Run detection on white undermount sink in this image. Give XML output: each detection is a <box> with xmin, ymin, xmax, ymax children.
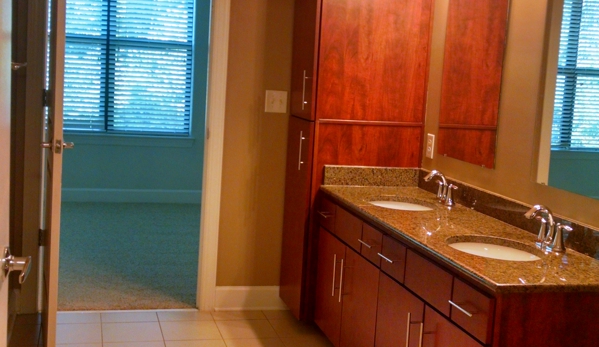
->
<box><xmin>369</xmin><ymin>201</ymin><xmax>433</xmax><ymax>211</ymax></box>
<box><xmin>447</xmin><ymin>236</ymin><xmax>541</xmax><ymax>262</ymax></box>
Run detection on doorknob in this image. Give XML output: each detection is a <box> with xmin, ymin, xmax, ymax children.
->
<box><xmin>2</xmin><ymin>247</ymin><xmax>32</xmax><ymax>284</ymax></box>
<box><xmin>11</xmin><ymin>62</ymin><xmax>27</xmax><ymax>71</ymax></box>
<box><xmin>41</xmin><ymin>140</ymin><xmax>75</xmax><ymax>153</ymax></box>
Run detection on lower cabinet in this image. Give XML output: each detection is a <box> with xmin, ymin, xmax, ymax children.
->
<box><xmin>422</xmin><ymin>306</ymin><xmax>482</xmax><ymax>347</ymax></box>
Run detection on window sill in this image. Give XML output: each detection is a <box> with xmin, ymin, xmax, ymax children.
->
<box><xmin>64</xmin><ymin>133</ymin><xmax>198</xmax><ymax>148</ymax></box>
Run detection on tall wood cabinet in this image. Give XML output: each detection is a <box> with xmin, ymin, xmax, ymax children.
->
<box><xmin>279</xmin><ymin>0</ymin><xmax>434</xmax><ymax>320</ymax></box>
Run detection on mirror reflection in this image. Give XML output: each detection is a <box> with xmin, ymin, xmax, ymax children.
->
<box><xmin>537</xmin><ymin>0</ymin><xmax>599</xmax><ymax>200</ymax></box>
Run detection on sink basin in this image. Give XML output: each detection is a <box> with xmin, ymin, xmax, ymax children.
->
<box><xmin>447</xmin><ymin>235</ymin><xmax>542</xmax><ymax>262</ymax></box>
<box><xmin>369</xmin><ymin>201</ymin><xmax>433</xmax><ymax>211</ymax></box>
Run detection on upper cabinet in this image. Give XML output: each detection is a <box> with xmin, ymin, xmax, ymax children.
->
<box><xmin>436</xmin><ymin>0</ymin><xmax>510</xmax><ymax>169</ymax></box>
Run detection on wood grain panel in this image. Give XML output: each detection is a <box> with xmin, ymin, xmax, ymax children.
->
<box><xmin>422</xmin><ymin>306</ymin><xmax>483</xmax><ymax>347</ymax></box>
<box><xmin>317</xmin><ymin>0</ymin><xmax>433</xmax><ymax>122</ymax></box>
<box><xmin>439</xmin><ymin>0</ymin><xmax>509</xmax><ymax>126</ymax></box>
<box><xmin>380</xmin><ymin>235</ymin><xmax>407</xmax><ymax>283</ymax></box>
<box><xmin>334</xmin><ymin>206</ymin><xmax>363</xmax><ymax>252</ymax></box>
<box><xmin>360</xmin><ymin>223</ymin><xmax>383</xmax><ymax>267</ymax></box>
<box><xmin>451</xmin><ymin>278</ymin><xmax>495</xmax><ymax>344</ymax></box>
<box><xmin>405</xmin><ymin>250</ymin><xmax>453</xmax><ymax>316</ymax></box>
<box><xmin>437</xmin><ymin>128</ymin><xmax>496</xmax><ymax>169</ymax></box>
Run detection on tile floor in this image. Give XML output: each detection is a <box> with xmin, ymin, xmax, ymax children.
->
<box><xmin>53</xmin><ymin>309</ymin><xmax>333</xmax><ymax>347</ymax></box>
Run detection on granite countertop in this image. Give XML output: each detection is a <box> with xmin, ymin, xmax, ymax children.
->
<box><xmin>320</xmin><ymin>185</ymin><xmax>599</xmax><ymax>294</ymax></box>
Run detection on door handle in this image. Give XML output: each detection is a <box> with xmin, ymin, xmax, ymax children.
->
<box><xmin>11</xmin><ymin>62</ymin><xmax>27</xmax><ymax>71</ymax></box>
<box><xmin>41</xmin><ymin>140</ymin><xmax>75</xmax><ymax>153</ymax></box>
<box><xmin>2</xmin><ymin>247</ymin><xmax>32</xmax><ymax>284</ymax></box>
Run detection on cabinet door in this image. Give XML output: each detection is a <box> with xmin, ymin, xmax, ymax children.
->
<box><xmin>290</xmin><ymin>0</ymin><xmax>318</xmax><ymax>119</ymax></box>
<box><xmin>422</xmin><ymin>306</ymin><xmax>482</xmax><ymax>347</ymax></box>
<box><xmin>314</xmin><ymin>229</ymin><xmax>346</xmax><ymax>347</ymax></box>
<box><xmin>339</xmin><ymin>247</ymin><xmax>379</xmax><ymax>347</ymax></box>
<box><xmin>279</xmin><ymin>116</ymin><xmax>315</xmax><ymax>319</ymax></box>
<box><xmin>376</xmin><ymin>274</ymin><xmax>425</xmax><ymax>347</ymax></box>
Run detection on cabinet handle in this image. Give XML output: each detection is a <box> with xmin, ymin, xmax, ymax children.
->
<box><xmin>357</xmin><ymin>239</ymin><xmax>372</xmax><ymax>249</ymax></box>
<box><xmin>301</xmin><ymin>70</ymin><xmax>310</xmax><ymax>110</ymax></box>
<box><xmin>318</xmin><ymin>211</ymin><xmax>333</xmax><ymax>219</ymax></box>
<box><xmin>377</xmin><ymin>252</ymin><xmax>394</xmax><ymax>264</ymax></box>
<box><xmin>338</xmin><ymin>258</ymin><xmax>344</xmax><ymax>303</ymax></box>
<box><xmin>449</xmin><ymin>300</ymin><xmax>473</xmax><ymax>317</ymax></box>
<box><xmin>405</xmin><ymin>312</ymin><xmax>424</xmax><ymax>347</ymax></box>
<box><xmin>297</xmin><ymin>131</ymin><xmax>306</xmax><ymax>170</ymax></box>
<box><xmin>331</xmin><ymin>254</ymin><xmax>337</xmax><ymax>297</ymax></box>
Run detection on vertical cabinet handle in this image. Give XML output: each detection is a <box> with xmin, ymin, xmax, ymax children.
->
<box><xmin>331</xmin><ymin>254</ymin><xmax>337</xmax><ymax>297</ymax></box>
<box><xmin>338</xmin><ymin>258</ymin><xmax>344</xmax><ymax>303</ymax></box>
<box><xmin>405</xmin><ymin>312</ymin><xmax>424</xmax><ymax>347</ymax></box>
<box><xmin>297</xmin><ymin>131</ymin><xmax>306</xmax><ymax>170</ymax></box>
<box><xmin>301</xmin><ymin>70</ymin><xmax>310</xmax><ymax>110</ymax></box>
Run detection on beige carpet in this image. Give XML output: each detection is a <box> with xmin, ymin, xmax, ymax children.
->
<box><xmin>58</xmin><ymin>202</ymin><xmax>200</xmax><ymax>310</ymax></box>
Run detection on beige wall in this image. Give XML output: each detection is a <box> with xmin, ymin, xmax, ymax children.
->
<box><xmin>423</xmin><ymin>0</ymin><xmax>599</xmax><ymax>229</ymax></box>
<box><xmin>217</xmin><ymin>0</ymin><xmax>294</xmax><ymax>286</ymax></box>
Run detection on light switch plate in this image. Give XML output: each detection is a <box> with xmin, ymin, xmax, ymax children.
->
<box><xmin>426</xmin><ymin>133</ymin><xmax>435</xmax><ymax>159</ymax></box>
<box><xmin>265</xmin><ymin>90</ymin><xmax>288</xmax><ymax>113</ymax></box>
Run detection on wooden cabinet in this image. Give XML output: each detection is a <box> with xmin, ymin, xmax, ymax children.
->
<box><xmin>405</xmin><ymin>249</ymin><xmax>453</xmax><ymax>316</ymax></box>
<box><xmin>280</xmin><ymin>0</ymin><xmax>434</xmax><ymax>319</ymax></box>
<box><xmin>422</xmin><ymin>306</ymin><xmax>482</xmax><ymax>347</ymax></box>
<box><xmin>279</xmin><ymin>116</ymin><xmax>315</xmax><ymax>318</ymax></box>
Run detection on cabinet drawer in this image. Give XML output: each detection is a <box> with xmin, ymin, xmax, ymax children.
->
<box><xmin>317</xmin><ymin>198</ymin><xmax>336</xmax><ymax>232</ymax></box>
<box><xmin>334</xmin><ymin>207</ymin><xmax>362</xmax><ymax>252</ymax></box>
<box><xmin>359</xmin><ymin>224</ymin><xmax>382</xmax><ymax>266</ymax></box>
<box><xmin>379</xmin><ymin>235</ymin><xmax>407</xmax><ymax>283</ymax></box>
<box><xmin>450</xmin><ymin>278</ymin><xmax>495</xmax><ymax>344</ymax></box>
<box><xmin>405</xmin><ymin>250</ymin><xmax>452</xmax><ymax>316</ymax></box>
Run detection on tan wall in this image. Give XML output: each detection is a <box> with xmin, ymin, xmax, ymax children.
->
<box><xmin>217</xmin><ymin>0</ymin><xmax>294</xmax><ymax>286</ymax></box>
<box><xmin>423</xmin><ymin>0</ymin><xmax>599</xmax><ymax>229</ymax></box>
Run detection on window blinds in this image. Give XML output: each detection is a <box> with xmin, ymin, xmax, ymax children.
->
<box><xmin>64</xmin><ymin>0</ymin><xmax>194</xmax><ymax>135</ymax></box>
<box><xmin>552</xmin><ymin>0</ymin><xmax>599</xmax><ymax>149</ymax></box>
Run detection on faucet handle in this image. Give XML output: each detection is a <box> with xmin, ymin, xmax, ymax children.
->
<box><xmin>435</xmin><ymin>180</ymin><xmax>445</xmax><ymax>200</ymax></box>
<box><xmin>551</xmin><ymin>223</ymin><xmax>572</xmax><ymax>254</ymax></box>
<box><xmin>444</xmin><ymin>184</ymin><xmax>458</xmax><ymax>207</ymax></box>
<box><xmin>534</xmin><ymin>216</ymin><xmax>547</xmax><ymax>248</ymax></box>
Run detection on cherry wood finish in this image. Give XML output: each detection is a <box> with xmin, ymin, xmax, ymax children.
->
<box><xmin>334</xmin><ymin>206</ymin><xmax>363</xmax><ymax>252</ymax></box>
<box><xmin>317</xmin><ymin>197</ymin><xmax>337</xmax><ymax>233</ymax></box>
<box><xmin>405</xmin><ymin>250</ymin><xmax>453</xmax><ymax>316</ymax></box>
<box><xmin>339</xmin><ymin>247</ymin><xmax>380</xmax><ymax>347</ymax></box>
<box><xmin>376</xmin><ymin>273</ymin><xmax>425</xmax><ymax>347</ymax></box>
<box><xmin>437</xmin><ymin>128</ymin><xmax>496</xmax><ymax>169</ymax></box>
<box><xmin>438</xmin><ymin>0</ymin><xmax>509</xmax><ymax>168</ymax></box>
<box><xmin>314</xmin><ymin>228</ymin><xmax>346</xmax><ymax>347</ymax></box>
<box><xmin>360</xmin><ymin>224</ymin><xmax>383</xmax><ymax>267</ymax></box>
<box><xmin>492</xmin><ymin>292</ymin><xmax>599</xmax><ymax>347</ymax></box>
<box><xmin>422</xmin><ymin>306</ymin><xmax>483</xmax><ymax>347</ymax></box>
<box><xmin>289</xmin><ymin>0</ymin><xmax>320</xmax><ymax>120</ymax></box>
<box><xmin>450</xmin><ymin>278</ymin><xmax>495</xmax><ymax>344</ymax></box>
<box><xmin>380</xmin><ymin>234</ymin><xmax>407</xmax><ymax>283</ymax></box>
<box><xmin>317</xmin><ymin>0</ymin><xmax>433</xmax><ymax>122</ymax></box>
<box><xmin>279</xmin><ymin>116</ymin><xmax>315</xmax><ymax>319</ymax></box>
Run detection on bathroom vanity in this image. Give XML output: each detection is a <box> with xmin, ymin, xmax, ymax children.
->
<box><xmin>314</xmin><ymin>184</ymin><xmax>599</xmax><ymax>347</ymax></box>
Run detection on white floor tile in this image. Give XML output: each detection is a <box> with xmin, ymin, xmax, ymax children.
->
<box><xmin>215</xmin><ymin>320</ymin><xmax>278</xmax><ymax>340</ymax></box>
<box><xmin>211</xmin><ymin>311</ymin><xmax>266</xmax><ymax>321</ymax></box>
<box><xmin>224</xmin><ymin>338</ymin><xmax>286</xmax><ymax>347</ymax></box>
<box><xmin>102</xmin><ymin>322</ymin><xmax>163</xmax><ymax>343</ymax></box>
<box><xmin>158</xmin><ymin>310</ymin><xmax>213</xmax><ymax>322</ymax></box>
<box><xmin>56</xmin><ymin>323</ymin><xmax>102</xmax><ymax>345</ymax></box>
<box><xmin>165</xmin><ymin>340</ymin><xmax>226</xmax><ymax>347</ymax></box>
<box><xmin>161</xmin><ymin>320</ymin><xmax>222</xmax><ymax>341</ymax></box>
<box><xmin>102</xmin><ymin>311</ymin><xmax>158</xmax><ymax>323</ymax></box>
<box><xmin>57</xmin><ymin>312</ymin><xmax>102</xmax><ymax>324</ymax></box>
<box><xmin>103</xmin><ymin>343</ymin><xmax>166</xmax><ymax>347</ymax></box>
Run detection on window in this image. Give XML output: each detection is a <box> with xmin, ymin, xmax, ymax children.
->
<box><xmin>64</xmin><ymin>0</ymin><xmax>195</xmax><ymax>136</ymax></box>
<box><xmin>552</xmin><ymin>0</ymin><xmax>599</xmax><ymax>150</ymax></box>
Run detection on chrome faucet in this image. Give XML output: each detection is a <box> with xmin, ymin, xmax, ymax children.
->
<box><xmin>423</xmin><ymin>170</ymin><xmax>457</xmax><ymax>207</ymax></box>
<box><xmin>524</xmin><ymin>205</ymin><xmax>567</xmax><ymax>253</ymax></box>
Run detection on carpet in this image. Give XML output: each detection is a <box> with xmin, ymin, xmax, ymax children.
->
<box><xmin>58</xmin><ymin>202</ymin><xmax>200</xmax><ymax>311</ymax></box>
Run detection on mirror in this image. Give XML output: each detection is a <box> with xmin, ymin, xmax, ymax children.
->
<box><xmin>536</xmin><ymin>0</ymin><xmax>599</xmax><ymax>200</ymax></box>
<box><xmin>436</xmin><ymin>0</ymin><xmax>510</xmax><ymax>169</ymax></box>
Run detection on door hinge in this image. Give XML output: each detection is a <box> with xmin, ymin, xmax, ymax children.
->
<box><xmin>42</xmin><ymin>89</ymin><xmax>50</xmax><ymax>107</ymax></box>
<box><xmin>38</xmin><ymin>229</ymin><xmax>46</xmax><ymax>247</ymax></box>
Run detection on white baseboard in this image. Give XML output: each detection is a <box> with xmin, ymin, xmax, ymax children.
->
<box><xmin>214</xmin><ymin>286</ymin><xmax>288</xmax><ymax>311</ymax></box>
<box><xmin>61</xmin><ymin>188</ymin><xmax>202</xmax><ymax>204</ymax></box>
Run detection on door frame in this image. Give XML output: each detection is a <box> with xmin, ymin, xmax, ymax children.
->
<box><xmin>196</xmin><ymin>0</ymin><xmax>230</xmax><ymax>311</ymax></box>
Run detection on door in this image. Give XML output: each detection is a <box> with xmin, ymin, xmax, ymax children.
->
<box><xmin>1</xmin><ymin>0</ymin><xmax>13</xmax><ymax>343</ymax></box>
<box><xmin>41</xmin><ymin>0</ymin><xmax>66</xmax><ymax>345</ymax></box>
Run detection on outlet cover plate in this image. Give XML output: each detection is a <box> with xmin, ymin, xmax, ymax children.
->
<box><xmin>426</xmin><ymin>133</ymin><xmax>435</xmax><ymax>159</ymax></box>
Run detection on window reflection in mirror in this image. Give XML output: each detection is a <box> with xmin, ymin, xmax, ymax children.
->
<box><xmin>538</xmin><ymin>0</ymin><xmax>599</xmax><ymax>200</ymax></box>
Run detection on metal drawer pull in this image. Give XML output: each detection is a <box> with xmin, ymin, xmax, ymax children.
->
<box><xmin>405</xmin><ymin>312</ymin><xmax>424</xmax><ymax>347</ymax></box>
<box><xmin>331</xmin><ymin>254</ymin><xmax>337</xmax><ymax>297</ymax></box>
<box><xmin>318</xmin><ymin>211</ymin><xmax>333</xmax><ymax>219</ymax></box>
<box><xmin>377</xmin><ymin>252</ymin><xmax>394</xmax><ymax>264</ymax></box>
<box><xmin>297</xmin><ymin>131</ymin><xmax>305</xmax><ymax>170</ymax></box>
<box><xmin>358</xmin><ymin>239</ymin><xmax>372</xmax><ymax>249</ymax></box>
<box><xmin>338</xmin><ymin>258</ymin><xmax>344</xmax><ymax>303</ymax></box>
<box><xmin>449</xmin><ymin>300</ymin><xmax>473</xmax><ymax>317</ymax></box>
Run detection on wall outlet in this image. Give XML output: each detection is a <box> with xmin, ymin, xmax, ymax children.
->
<box><xmin>426</xmin><ymin>133</ymin><xmax>435</xmax><ymax>159</ymax></box>
<box><xmin>265</xmin><ymin>90</ymin><xmax>288</xmax><ymax>113</ymax></box>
